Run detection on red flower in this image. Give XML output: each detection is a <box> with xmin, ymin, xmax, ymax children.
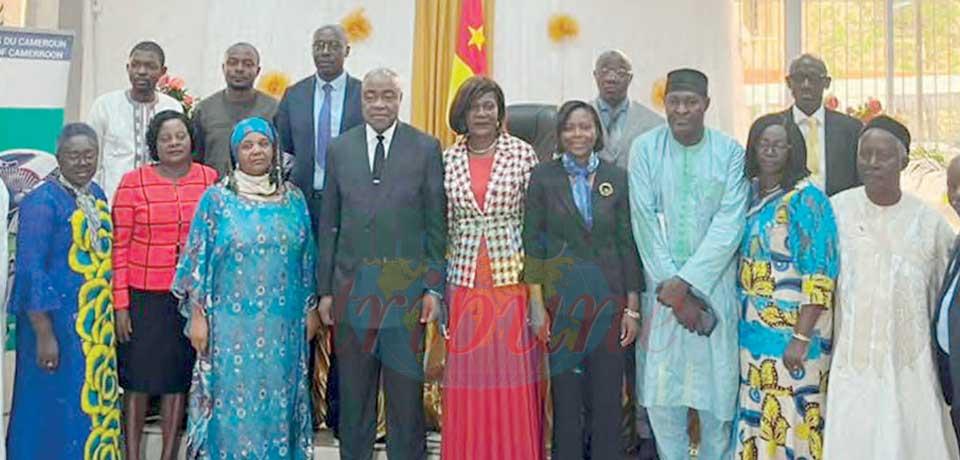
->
<box><xmin>867</xmin><ymin>98</ymin><xmax>882</xmax><ymax>114</ymax></box>
<box><xmin>824</xmin><ymin>94</ymin><xmax>840</xmax><ymax>111</ymax></box>
<box><xmin>169</xmin><ymin>77</ymin><xmax>185</xmax><ymax>91</ymax></box>
<box><xmin>183</xmin><ymin>95</ymin><xmax>194</xmax><ymax>106</ymax></box>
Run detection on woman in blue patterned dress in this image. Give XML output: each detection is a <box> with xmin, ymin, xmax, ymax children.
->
<box><xmin>172</xmin><ymin>118</ymin><xmax>320</xmax><ymax>459</ymax></box>
<box><xmin>735</xmin><ymin>113</ymin><xmax>840</xmax><ymax>460</ymax></box>
<box><xmin>6</xmin><ymin>123</ymin><xmax>121</xmax><ymax>459</ymax></box>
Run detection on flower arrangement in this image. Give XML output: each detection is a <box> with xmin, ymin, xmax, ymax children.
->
<box><xmin>341</xmin><ymin>8</ymin><xmax>372</xmax><ymax>43</ymax></box>
<box><xmin>846</xmin><ymin>97</ymin><xmax>884</xmax><ymax>123</ymax></box>
<box><xmin>156</xmin><ymin>74</ymin><xmax>196</xmax><ymax>116</ymax></box>
<box><xmin>548</xmin><ymin>14</ymin><xmax>579</xmax><ymax>44</ymax></box>
<box><xmin>257</xmin><ymin>71</ymin><xmax>292</xmax><ymax>100</ymax></box>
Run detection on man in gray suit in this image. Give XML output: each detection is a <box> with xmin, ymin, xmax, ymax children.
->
<box><xmin>592</xmin><ymin>50</ymin><xmax>663</xmax><ymax>171</ymax></box>
<box><xmin>592</xmin><ymin>49</ymin><xmax>662</xmax><ymax>460</ymax></box>
<box><xmin>275</xmin><ymin>24</ymin><xmax>364</xmax><ymax>228</ymax></box>
<box><xmin>317</xmin><ymin>68</ymin><xmax>446</xmax><ymax>460</ymax></box>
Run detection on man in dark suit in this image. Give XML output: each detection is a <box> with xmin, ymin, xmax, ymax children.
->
<box><xmin>934</xmin><ymin>155</ymin><xmax>960</xmax><ymax>446</ymax></box>
<box><xmin>275</xmin><ymin>24</ymin><xmax>363</xmax><ymax>226</ymax></box>
<box><xmin>274</xmin><ymin>23</ymin><xmax>363</xmax><ymax>436</ymax></box>
<box><xmin>780</xmin><ymin>54</ymin><xmax>863</xmax><ymax>196</ymax></box>
<box><xmin>317</xmin><ymin>68</ymin><xmax>446</xmax><ymax>460</ymax></box>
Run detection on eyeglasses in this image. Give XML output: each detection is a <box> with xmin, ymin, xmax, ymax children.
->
<box><xmin>596</xmin><ymin>67</ymin><xmax>632</xmax><ymax>79</ymax></box>
<box><xmin>787</xmin><ymin>73</ymin><xmax>828</xmax><ymax>85</ymax></box>
<box><xmin>757</xmin><ymin>142</ymin><xmax>790</xmax><ymax>153</ymax></box>
<box><xmin>313</xmin><ymin>41</ymin><xmax>344</xmax><ymax>53</ymax></box>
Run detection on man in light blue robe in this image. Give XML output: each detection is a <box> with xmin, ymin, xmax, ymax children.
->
<box><xmin>628</xmin><ymin>68</ymin><xmax>748</xmax><ymax>460</ymax></box>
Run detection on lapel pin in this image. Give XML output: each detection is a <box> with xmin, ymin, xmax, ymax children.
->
<box><xmin>598</xmin><ymin>182</ymin><xmax>614</xmax><ymax>197</ymax></box>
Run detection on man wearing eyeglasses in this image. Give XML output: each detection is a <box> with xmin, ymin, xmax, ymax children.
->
<box><xmin>274</xmin><ymin>23</ymin><xmax>364</xmax><ymax>438</ymax></box>
<box><xmin>591</xmin><ymin>50</ymin><xmax>663</xmax><ymax>172</ymax></box>
<box><xmin>591</xmin><ymin>49</ymin><xmax>663</xmax><ymax>459</ymax></box>
<box><xmin>781</xmin><ymin>54</ymin><xmax>863</xmax><ymax>196</ymax></box>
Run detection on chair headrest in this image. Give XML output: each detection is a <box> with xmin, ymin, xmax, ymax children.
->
<box><xmin>506</xmin><ymin>104</ymin><xmax>558</xmax><ymax>164</ymax></box>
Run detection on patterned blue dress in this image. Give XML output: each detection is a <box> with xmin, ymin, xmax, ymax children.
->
<box><xmin>735</xmin><ymin>180</ymin><xmax>839</xmax><ymax>460</ymax></box>
<box><xmin>7</xmin><ymin>180</ymin><xmax>121</xmax><ymax>459</ymax></box>
<box><xmin>172</xmin><ymin>184</ymin><xmax>316</xmax><ymax>460</ymax></box>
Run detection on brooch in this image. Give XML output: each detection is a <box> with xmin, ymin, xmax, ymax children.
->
<box><xmin>598</xmin><ymin>182</ymin><xmax>614</xmax><ymax>197</ymax></box>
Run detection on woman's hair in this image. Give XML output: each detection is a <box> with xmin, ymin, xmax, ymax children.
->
<box><xmin>554</xmin><ymin>100</ymin><xmax>604</xmax><ymax>154</ymax></box>
<box><xmin>146</xmin><ymin>110</ymin><xmax>194</xmax><ymax>162</ymax></box>
<box><xmin>448</xmin><ymin>76</ymin><xmax>506</xmax><ymax>136</ymax></box>
<box><xmin>56</xmin><ymin>123</ymin><xmax>99</xmax><ymax>154</ymax></box>
<box><xmin>745</xmin><ymin>112</ymin><xmax>809</xmax><ymax>190</ymax></box>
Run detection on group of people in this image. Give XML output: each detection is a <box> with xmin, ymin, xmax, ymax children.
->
<box><xmin>5</xmin><ymin>21</ymin><xmax>960</xmax><ymax>460</ymax></box>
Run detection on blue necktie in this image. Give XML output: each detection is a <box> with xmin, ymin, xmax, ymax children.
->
<box><xmin>315</xmin><ymin>83</ymin><xmax>333</xmax><ymax>190</ymax></box>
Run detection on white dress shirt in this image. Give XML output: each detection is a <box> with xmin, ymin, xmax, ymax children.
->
<box><xmin>313</xmin><ymin>72</ymin><xmax>348</xmax><ymax>189</ymax></box>
<box><xmin>793</xmin><ymin>105</ymin><xmax>827</xmax><ymax>185</ymax></box>
<box><xmin>365</xmin><ymin>121</ymin><xmax>397</xmax><ymax>172</ymax></box>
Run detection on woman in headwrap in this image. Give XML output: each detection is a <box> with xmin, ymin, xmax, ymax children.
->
<box><xmin>7</xmin><ymin>123</ymin><xmax>122</xmax><ymax>459</ymax></box>
<box><xmin>172</xmin><ymin>117</ymin><xmax>320</xmax><ymax>459</ymax></box>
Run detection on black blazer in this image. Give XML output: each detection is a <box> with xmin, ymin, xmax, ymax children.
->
<box><xmin>934</xmin><ymin>237</ymin><xmax>960</xmax><ymax>406</ymax></box>
<box><xmin>780</xmin><ymin>107</ymin><xmax>863</xmax><ymax>196</ymax></box>
<box><xmin>317</xmin><ymin>122</ymin><xmax>446</xmax><ymax>327</ymax></box>
<box><xmin>274</xmin><ymin>73</ymin><xmax>363</xmax><ymax>198</ymax></box>
<box><xmin>522</xmin><ymin>159</ymin><xmax>642</xmax><ymax>317</ymax></box>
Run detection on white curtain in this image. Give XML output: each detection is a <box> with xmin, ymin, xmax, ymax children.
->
<box><xmin>80</xmin><ymin>0</ymin><xmax>746</xmax><ymax>138</ymax></box>
<box><xmin>493</xmin><ymin>0</ymin><xmax>747</xmax><ymax>139</ymax></box>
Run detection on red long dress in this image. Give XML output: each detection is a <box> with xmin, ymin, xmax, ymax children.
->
<box><xmin>441</xmin><ymin>153</ymin><xmax>545</xmax><ymax>460</ymax></box>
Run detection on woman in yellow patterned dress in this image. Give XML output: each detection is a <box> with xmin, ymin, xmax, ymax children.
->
<box><xmin>735</xmin><ymin>114</ymin><xmax>839</xmax><ymax>460</ymax></box>
<box><xmin>6</xmin><ymin>123</ymin><xmax>121</xmax><ymax>459</ymax></box>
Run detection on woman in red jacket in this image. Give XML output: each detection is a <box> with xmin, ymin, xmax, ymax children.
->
<box><xmin>112</xmin><ymin>110</ymin><xmax>218</xmax><ymax>460</ymax></box>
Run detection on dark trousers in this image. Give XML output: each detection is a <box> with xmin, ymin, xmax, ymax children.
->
<box><xmin>335</xmin><ymin>322</ymin><xmax>426</xmax><ymax>460</ymax></box>
<box><xmin>551</xmin><ymin>327</ymin><xmax>625</xmax><ymax>460</ymax></box>
<box><xmin>306</xmin><ymin>191</ymin><xmax>340</xmax><ymax>432</ymax></box>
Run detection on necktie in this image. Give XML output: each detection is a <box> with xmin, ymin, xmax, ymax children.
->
<box><xmin>315</xmin><ymin>83</ymin><xmax>333</xmax><ymax>190</ymax></box>
<box><xmin>372</xmin><ymin>134</ymin><xmax>385</xmax><ymax>185</ymax></box>
<box><xmin>804</xmin><ymin>116</ymin><xmax>821</xmax><ymax>176</ymax></box>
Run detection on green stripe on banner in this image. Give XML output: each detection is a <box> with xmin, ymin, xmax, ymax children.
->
<box><xmin>0</xmin><ymin>107</ymin><xmax>64</xmax><ymax>153</ymax></box>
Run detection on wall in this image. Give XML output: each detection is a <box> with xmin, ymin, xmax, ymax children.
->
<box><xmin>79</xmin><ymin>0</ymin><xmax>745</xmax><ymax>137</ymax></box>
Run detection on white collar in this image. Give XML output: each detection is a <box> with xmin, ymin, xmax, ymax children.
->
<box><xmin>366</xmin><ymin>121</ymin><xmax>398</xmax><ymax>145</ymax></box>
<box><xmin>793</xmin><ymin>105</ymin><xmax>825</xmax><ymax>124</ymax></box>
<box><xmin>315</xmin><ymin>72</ymin><xmax>347</xmax><ymax>92</ymax></box>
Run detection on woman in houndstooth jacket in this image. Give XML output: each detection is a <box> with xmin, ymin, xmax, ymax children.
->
<box><xmin>440</xmin><ymin>76</ymin><xmax>545</xmax><ymax>460</ymax></box>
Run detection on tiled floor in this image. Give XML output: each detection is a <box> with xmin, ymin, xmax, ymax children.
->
<box><xmin>142</xmin><ymin>427</ymin><xmax>442</xmax><ymax>459</ymax></box>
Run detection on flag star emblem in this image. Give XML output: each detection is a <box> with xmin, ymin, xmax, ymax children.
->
<box><xmin>467</xmin><ymin>25</ymin><xmax>485</xmax><ymax>52</ymax></box>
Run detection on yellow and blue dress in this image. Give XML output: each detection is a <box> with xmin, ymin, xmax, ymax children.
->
<box><xmin>735</xmin><ymin>180</ymin><xmax>839</xmax><ymax>460</ymax></box>
<box><xmin>7</xmin><ymin>179</ymin><xmax>120</xmax><ymax>459</ymax></box>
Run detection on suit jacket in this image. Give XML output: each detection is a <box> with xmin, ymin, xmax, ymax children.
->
<box><xmin>592</xmin><ymin>98</ymin><xmax>664</xmax><ymax>170</ymax></box>
<box><xmin>444</xmin><ymin>134</ymin><xmax>539</xmax><ymax>288</ymax></box>
<box><xmin>934</xmin><ymin>237</ymin><xmax>960</xmax><ymax>406</ymax></box>
<box><xmin>780</xmin><ymin>107</ymin><xmax>863</xmax><ymax>196</ymax></box>
<box><xmin>522</xmin><ymin>158</ymin><xmax>643</xmax><ymax>318</ymax></box>
<box><xmin>274</xmin><ymin>73</ymin><xmax>363</xmax><ymax>198</ymax></box>
<box><xmin>317</xmin><ymin>122</ymin><xmax>446</xmax><ymax>328</ymax></box>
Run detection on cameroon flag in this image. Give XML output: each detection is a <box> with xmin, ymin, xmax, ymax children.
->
<box><xmin>447</xmin><ymin>0</ymin><xmax>488</xmax><ymax>107</ymax></box>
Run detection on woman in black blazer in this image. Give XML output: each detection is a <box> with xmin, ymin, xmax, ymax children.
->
<box><xmin>523</xmin><ymin>100</ymin><xmax>643</xmax><ymax>460</ymax></box>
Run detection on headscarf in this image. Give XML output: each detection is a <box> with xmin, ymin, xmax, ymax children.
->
<box><xmin>228</xmin><ymin>117</ymin><xmax>281</xmax><ymax>198</ymax></box>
